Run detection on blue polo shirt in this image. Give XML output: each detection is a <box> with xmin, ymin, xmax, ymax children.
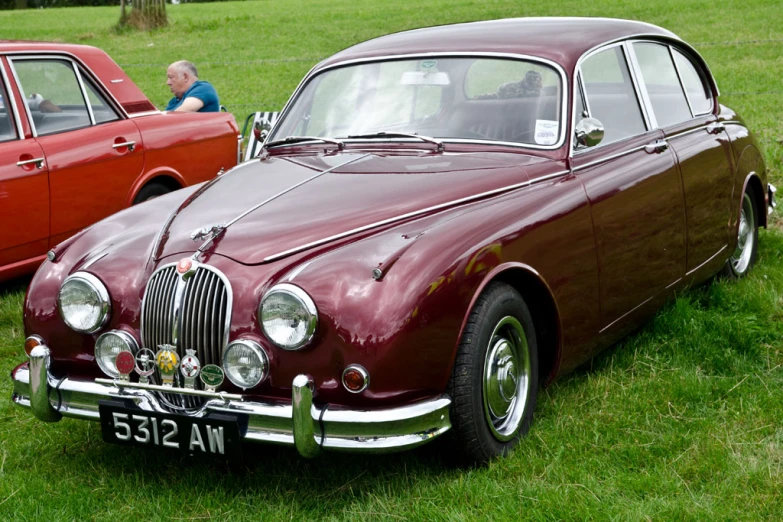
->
<box><xmin>166</xmin><ymin>80</ymin><xmax>220</xmax><ymax>112</ymax></box>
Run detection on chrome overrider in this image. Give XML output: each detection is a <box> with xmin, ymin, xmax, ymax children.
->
<box><xmin>11</xmin><ymin>345</ymin><xmax>452</xmax><ymax>456</ymax></box>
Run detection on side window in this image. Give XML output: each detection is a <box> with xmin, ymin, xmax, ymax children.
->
<box><xmin>632</xmin><ymin>43</ymin><xmax>692</xmax><ymax>127</ymax></box>
<box><xmin>81</xmin><ymin>71</ymin><xmax>120</xmax><ymax>124</ymax></box>
<box><xmin>12</xmin><ymin>59</ymin><xmax>91</xmax><ymax>136</ymax></box>
<box><xmin>0</xmin><ymin>79</ymin><xmax>17</xmax><ymax>142</ymax></box>
<box><xmin>672</xmin><ymin>49</ymin><xmax>712</xmax><ymax>115</ymax></box>
<box><xmin>580</xmin><ymin>46</ymin><xmax>646</xmax><ymax>145</ymax></box>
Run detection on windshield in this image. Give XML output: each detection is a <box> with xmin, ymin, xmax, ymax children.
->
<box><xmin>269</xmin><ymin>57</ymin><xmax>563</xmax><ymax>148</ymax></box>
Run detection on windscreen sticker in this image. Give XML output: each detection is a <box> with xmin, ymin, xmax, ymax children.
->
<box><xmin>534</xmin><ymin>120</ymin><xmax>559</xmax><ymax>145</ymax></box>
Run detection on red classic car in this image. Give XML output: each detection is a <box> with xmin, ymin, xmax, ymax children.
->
<box><xmin>10</xmin><ymin>18</ymin><xmax>776</xmax><ymax>465</ymax></box>
<box><xmin>0</xmin><ymin>42</ymin><xmax>239</xmax><ymax>282</ymax></box>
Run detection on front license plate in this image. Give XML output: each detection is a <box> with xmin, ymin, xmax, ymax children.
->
<box><xmin>98</xmin><ymin>400</ymin><xmax>241</xmax><ymax>460</ymax></box>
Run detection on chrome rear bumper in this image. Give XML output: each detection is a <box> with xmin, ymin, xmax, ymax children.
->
<box><xmin>11</xmin><ymin>346</ymin><xmax>451</xmax><ymax>457</ymax></box>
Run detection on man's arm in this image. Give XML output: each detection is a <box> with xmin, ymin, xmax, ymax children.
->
<box><xmin>173</xmin><ymin>97</ymin><xmax>205</xmax><ymax>112</ymax></box>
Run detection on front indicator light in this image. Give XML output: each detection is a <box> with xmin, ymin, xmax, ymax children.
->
<box><xmin>223</xmin><ymin>340</ymin><xmax>269</xmax><ymax>389</ymax></box>
<box><xmin>342</xmin><ymin>364</ymin><xmax>370</xmax><ymax>393</ymax></box>
<box><xmin>95</xmin><ymin>330</ymin><xmax>138</xmax><ymax>378</ymax></box>
<box><xmin>25</xmin><ymin>335</ymin><xmax>44</xmax><ymax>356</ymax></box>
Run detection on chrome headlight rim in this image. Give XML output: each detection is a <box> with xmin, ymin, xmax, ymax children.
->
<box><xmin>58</xmin><ymin>272</ymin><xmax>111</xmax><ymax>334</ymax></box>
<box><xmin>259</xmin><ymin>283</ymin><xmax>318</xmax><ymax>351</ymax></box>
<box><xmin>94</xmin><ymin>330</ymin><xmax>139</xmax><ymax>378</ymax></box>
<box><xmin>222</xmin><ymin>339</ymin><xmax>269</xmax><ymax>390</ymax></box>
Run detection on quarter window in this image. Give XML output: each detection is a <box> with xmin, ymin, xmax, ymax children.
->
<box><xmin>672</xmin><ymin>49</ymin><xmax>712</xmax><ymax>115</ymax></box>
<box><xmin>632</xmin><ymin>43</ymin><xmax>692</xmax><ymax>127</ymax></box>
<box><xmin>81</xmin><ymin>71</ymin><xmax>120</xmax><ymax>124</ymax></box>
<box><xmin>580</xmin><ymin>46</ymin><xmax>646</xmax><ymax>145</ymax></box>
<box><xmin>13</xmin><ymin>59</ymin><xmax>91</xmax><ymax>136</ymax></box>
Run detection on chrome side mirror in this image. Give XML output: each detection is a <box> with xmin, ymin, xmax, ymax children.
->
<box><xmin>575</xmin><ymin>117</ymin><xmax>604</xmax><ymax>148</ymax></box>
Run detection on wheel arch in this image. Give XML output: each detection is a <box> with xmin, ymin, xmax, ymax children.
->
<box><xmin>741</xmin><ymin>172</ymin><xmax>766</xmax><ymax>230</ymax></box>
<box><xmin>458</xmin><ymin>263</ymin><xmax>562</xmax><ymax>386</ymax></box>
<box><xmin>124</xmin><ymin>167</ymin><xmax>186</xmax><ymax>207</ymax></box>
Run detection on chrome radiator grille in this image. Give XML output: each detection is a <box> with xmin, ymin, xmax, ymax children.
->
<box><xmin>141</xmin><ymin>263</ymin><xmax>231</xmax><ymax>367</ymax></box>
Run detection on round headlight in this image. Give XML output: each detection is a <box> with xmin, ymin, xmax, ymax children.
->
<box><xmin>58</xmin><ymin>272</ymin><xmax>111</xmax><ymax>333</ymax></box>
<box><xmin>94</xmin><ymin>330</ymin><xmax>138</xmax><ymax>378</ymax></box>
<box><xmin>259</xmin><ymin>284</ymin><xmax>317</xmax><ymax>350</ymax></box>
<box><xmin>223</xmin><ymin>340</ymin><xmax>269</xmax><ymax>389</ymax></box>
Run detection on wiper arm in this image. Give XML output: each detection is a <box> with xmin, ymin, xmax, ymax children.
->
<box><xmin>264</xmin><ymin>135</ymin><xmax>344</xmax><ymax>150</ymax></box>
<box><xmin>346</xmin><ymin>131</ymin><xmax>444</xmax><ymax>152</ymax></box>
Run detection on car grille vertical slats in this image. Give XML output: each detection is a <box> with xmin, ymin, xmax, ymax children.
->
<box><xmin>141</xmin><ymin>263</ymin><xmax>231</xmax><ymax>369</ymax></box>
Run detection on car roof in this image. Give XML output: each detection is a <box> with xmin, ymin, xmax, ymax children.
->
<box><xmin>317</xmin><ymin>17</ymin><xmax>679</xmax><ymax>72</ymax></box>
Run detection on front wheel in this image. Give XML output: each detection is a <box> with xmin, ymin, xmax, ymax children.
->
<box><xmin>723</xmin><ymin>188</ymin><xmax>759</xmax><ymax>278</ymax></box>
<box><xmin>445</xmin><ymin>282</ymin><xmax>538</xmax><ymax>465</ymax></box>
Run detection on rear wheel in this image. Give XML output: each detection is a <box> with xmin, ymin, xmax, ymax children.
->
<box><xmin>445</xmin><ymin>282</ymin><xmax>538</xmax><ymax>465</ymax></box>
<box><xmin>133</xmin><ymin>182</ymin><xmax>173</xmax><ymax>204</ymax></box>
<box><xmin>723</xmin><ymin>188</ymin><xmax>758</xmax><ymax>278</ymax></box>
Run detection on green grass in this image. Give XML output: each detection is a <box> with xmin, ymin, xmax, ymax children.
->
<box><xmin>1</xmin><ymin>0</ymin><xmax>783</xmax><ymax>519</ymax></box>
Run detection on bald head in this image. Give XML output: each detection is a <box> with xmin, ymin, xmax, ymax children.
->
<box><xmin>166</xmin><ymin>60</ymin><xmax>199</xmax><ymax>98</ymax></box>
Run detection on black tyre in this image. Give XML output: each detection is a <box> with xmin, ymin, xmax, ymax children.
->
<box><xmin>445</xmin><ymin>281</ymin><xmax>538</xmax><ymax>465</ymax></box>
<box><xmin>133</xmin><ymin>182</ymin><xmax>173</xmax><ymax>204</ymax></box>
<box><xmin>722</xmin><ymin>188</ymin><xmax>759</xmax><ymax>278</ymax></box>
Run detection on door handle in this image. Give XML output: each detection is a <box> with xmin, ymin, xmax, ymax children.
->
<box><xmin>707</xmin><ymin>122</ymin><xmax>725</xmax><ymax>135</ymax></box>
<box><xmin>644</xmin><ymin>139</ymin><xmax>669</xmax><ymax>154</ymax></box>
<box><xmin>17</xmin><ymin>157</ymin><xmax>45</xmax><ymax>169</ymax></box>
<box><xmin>112</xmin><ymin>141</ymin><xmax>136</xmax><ymax>152</ymax></box>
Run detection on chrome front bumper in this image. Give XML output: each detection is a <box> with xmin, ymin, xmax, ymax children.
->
<box><xmin>11</xmin><ymin>346</ymin><xmax>451</xmax><ymax>457</ymax></box>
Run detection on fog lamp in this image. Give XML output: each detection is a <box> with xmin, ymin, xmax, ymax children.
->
<box><xmin>94</xmin><ymin>330</ymin><xmax>138</xmax><ymax>378</ymax></box>
<box><xmin>223</xmin><ymin>340</ymin><xmax>269</xmax><ymax>389</ymax></box>
<box><xmin>342</xmin><ymin>364</ymin><xmax>369</xmax><ymax>393</ymax></box>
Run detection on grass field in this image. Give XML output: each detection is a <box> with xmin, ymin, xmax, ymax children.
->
<box><xmin>1</xmin><ymin>0</ymin><xmax>782</xmax><ymax>519</ymax></box>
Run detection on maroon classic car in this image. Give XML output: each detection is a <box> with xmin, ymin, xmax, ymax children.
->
<box><xmin>10</xmin><ymin>18</ymin><xmax>776</xmax><ymax>465</ymax></box>
<box><xmin>0</xmin><ymin>42</ymin><xmax>239</xmax><ymax>282</ymax></box>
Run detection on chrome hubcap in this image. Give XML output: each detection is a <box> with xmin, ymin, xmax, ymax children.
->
<box><xmin>731</xmin><ymin>193</ymin><xmax>755</xmax><ymax>274</ymax></box>
<box><xmin>483</xmin><ymin>316</ymin><xmax>530</xmax><ymax>441</ymax></box>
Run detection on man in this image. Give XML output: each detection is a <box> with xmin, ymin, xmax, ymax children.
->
<box><xmin>165</xmin><ymin>60</ymin><xmax>220</xmax><ymax>112</ymax></box>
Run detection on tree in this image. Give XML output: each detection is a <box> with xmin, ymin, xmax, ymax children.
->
<box><xmin>119</xmin><ymin>0</ymin><xmax>168</xmax><ymax>30</ymax></box>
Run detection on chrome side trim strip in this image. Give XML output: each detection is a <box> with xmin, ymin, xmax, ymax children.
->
<box><xmin>263</xmin><ymin>169</ymin><xmax>570</xmax><ymax>262</ymax></box>
<box><xmin>128</xmin><ymin>110</ymin><xmax>162</xmax><ymax>118</ymax></box>
<box><xmin>571</xmin><ymin>144</ymin><xmax>648</xmax><ymax>171</ymax></box>
<box><xmin>599</xmin><ymin>294</ymin><xmax>655</xmax><ymax>334</ymax></box>
<box><xmin>685</xmin><ymin>244</ymin><xmax>727</xmax><ymax>277</ymax></box>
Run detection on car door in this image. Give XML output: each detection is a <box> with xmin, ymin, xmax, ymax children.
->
<box><xmin>570</xmin><ymin>43</ymin><xmax>687</xmax><ymax>339</ymax></box>
<box><xmin>631</xmin><ymin>42</ymin><xmax>735</xmax><ymax>275</ymax></box>
<box><xmin>9</xmin><ymin>56</ymin><xmax>144</xmax><ymax>247</ymax></box>
<box><xmin>0</xmin><ymin>59</ymin><xmax>50</xmax><ymax>270</ymax></box>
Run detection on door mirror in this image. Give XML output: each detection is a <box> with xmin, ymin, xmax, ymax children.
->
<box><xmin>575</xmin><ymin>117</ymin><xmax>604</xmax><ymax>148</ymax></box>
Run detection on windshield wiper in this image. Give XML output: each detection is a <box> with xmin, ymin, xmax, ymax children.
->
<box><xmin>345</xmin><ymin>131</ymin><xmax>444</xmax><ymax>152</ymax></box>
<box><xmin>264</xmin><ymin>136</ymin><xmax>344</xmax><ymax>150</ymax></box>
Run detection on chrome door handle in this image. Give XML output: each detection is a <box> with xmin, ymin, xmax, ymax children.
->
<box><xmin>17</xmin><ymin>157</ymin><xmax>45</xmax><ymax>169</ymax></box>
<box><xmin>644</xmin><ymin>139</ymin><xmax>669</xmax><ymax>154</ymax></box>
<box><xmin>707</xmin><ymin>122</ymin><xmax>725</xmax><ymax>134</ymax></box>
<box><xmin>112</xmin><ymin>141</ymin><xmax>136</xmax><ymax>152</ymax></box>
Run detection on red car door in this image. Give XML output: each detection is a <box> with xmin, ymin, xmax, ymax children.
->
<box><xmin>0</xmin><ymin>61</ymin><xmax>50</xmax><ymax>274</ymax></box>
<box><xmin>9</xmin><ymin>56</ymin><xmax>144</xmax><ymax>247</ymax></box>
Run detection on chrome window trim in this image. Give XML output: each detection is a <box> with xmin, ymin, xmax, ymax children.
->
<box><xmin>263</xmin><ymin>168</ymin><xmax>571</xmax><ymax>262</ymax></box>
<box><xmin>8</xmin><ymin>55</ymin><xmax>95</xmax><ymax>138</ymax></box>
<box><xmin>569</xmin><ymin>33</ymin><xmax>720</xmax><ymax>156</ymax></box>
<box><xmin>668</xmin><ymin>44</ymin><xmax>695</xmax><ymax>118</ymax></box>
<box><xmin>268</xmin><ymin>51</ymin><xmax>570</xmax><ymax>151</ymax></box>
<box><xmin>624</xmin><ymin>42</ymin><xmax>656</xmax><ymax>129</ymax></box>
<box><xmin>3</xmin><ymin>50</ymin><xmax>130</xmax><ymax>118</ymax></box>
<box><xmin>128</xmin><ymin>110</ymin><xmax>162</xmax><ymax>118</ymax></box>
<box><xmin>140</xmin><ymin>262</ymin><xmax>233</xmax><ymax>356</ymax></box>
<box><xmin>72</xmin><ymin>64</ymin><xmax>96</xmax><ymax>125</ymax></box>
<box><xmin>0</xmin><ymin>59</ymin><xmax>25</xmax><ymax>140</ymax></box>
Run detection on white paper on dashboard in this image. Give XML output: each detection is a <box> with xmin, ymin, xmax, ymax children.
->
<box><xmin>534</xmin><ymin>120</ymin><xmax>559</xmax><ymax>145</ymax></box>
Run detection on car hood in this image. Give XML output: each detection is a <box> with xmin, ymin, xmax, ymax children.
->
<box><xmin>156</xmin><ymin>150</ymin><xmax>546</xmax><ymax>265</ymax></box>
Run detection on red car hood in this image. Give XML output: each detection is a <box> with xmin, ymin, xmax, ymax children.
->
<box><xmin>157</xmin><ymin>151</ymin><xmax>545</xmax><ymax>265</ymax></box>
